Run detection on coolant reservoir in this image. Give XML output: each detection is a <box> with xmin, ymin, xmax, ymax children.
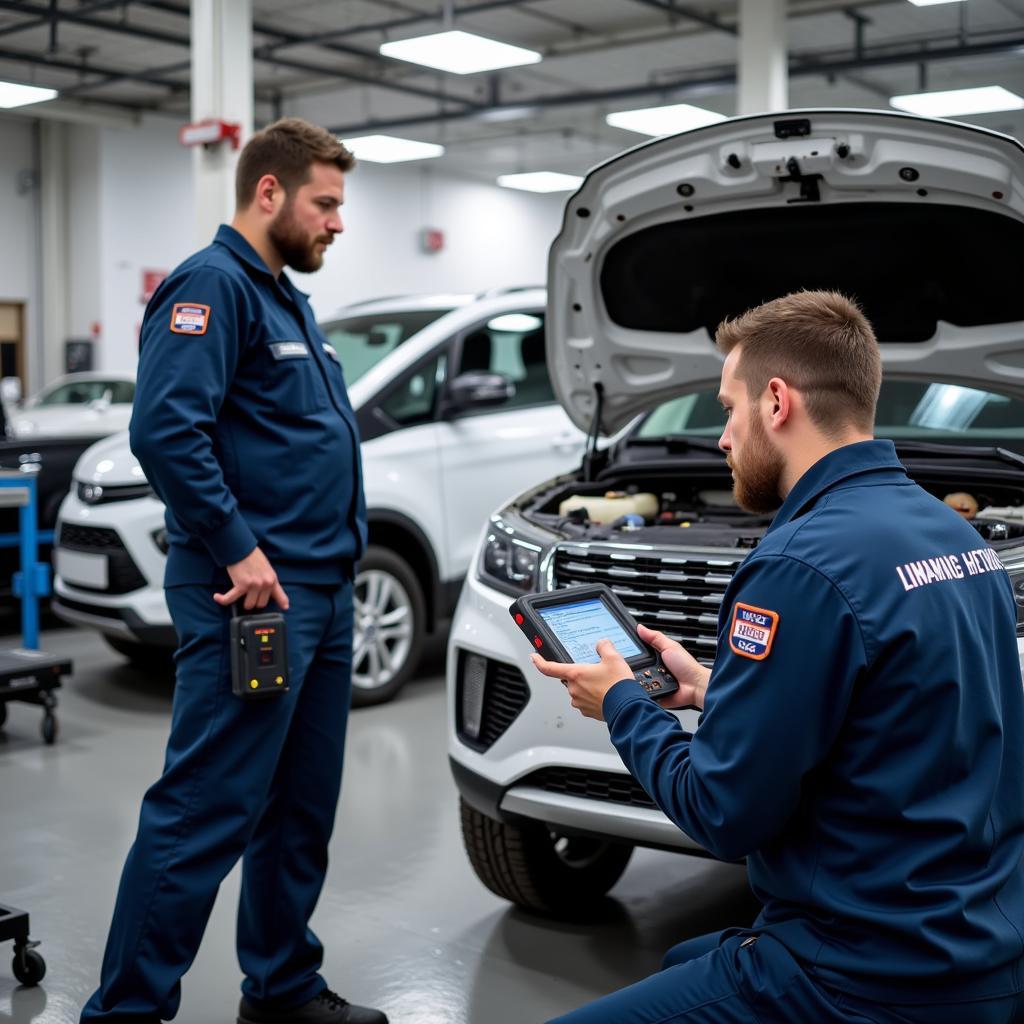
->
<box><xmin>558</xmin><ymin>491</ymin><xmax>658</xmax><ymax>523</ymax></box>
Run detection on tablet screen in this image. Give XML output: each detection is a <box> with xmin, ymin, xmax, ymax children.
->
<box><xmin>538</xmin><ymin>597</ymin><xmax>644</xmax><ymax>664</ymax></box>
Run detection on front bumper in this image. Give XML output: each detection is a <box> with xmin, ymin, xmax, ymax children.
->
<box><xmin>51</xmin><ymin>490</ymin><xmax>174</xmax><ymax>645</ymax></box>
<box><xmin>446</xmin><ymin>570</ymin><xmax>705</xmax><ymax>853</ymax></box>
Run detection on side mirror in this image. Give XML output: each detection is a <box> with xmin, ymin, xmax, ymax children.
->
<box><xmin>445</xmin><ymin>372</ymin><xmax>515</xmax><ymax>414</ymax></box>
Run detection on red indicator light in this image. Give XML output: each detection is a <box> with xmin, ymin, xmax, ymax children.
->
<box><xmin>533</xmin><ymin>636</ymin><xmax>543</xmax><ymax>649</ymax></box>
<box><xmin>514</xmin><ymin>613</ymin><xmax>524</xmax><ymax>625</ymax></box>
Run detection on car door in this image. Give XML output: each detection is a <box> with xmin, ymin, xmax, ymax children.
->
<box><xmin>435</xmin><ymin>308</ymin><xmax>586</xmax><ymax>580</ymax></box>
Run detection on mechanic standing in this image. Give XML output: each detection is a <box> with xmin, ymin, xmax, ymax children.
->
<box><xmin>81</xmin><ymin>119</ymin><xmax>386</xmax><ymax>1024</ymax></box>
<box><xmin>533</xmin><ymin>291</ymin><xmax>1024</xmax><ymax>1023</ymax></box>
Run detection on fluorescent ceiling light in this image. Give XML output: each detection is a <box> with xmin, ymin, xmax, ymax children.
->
<box><xmin>0</xmin><ymin>81</ymin><xmax>57</xmax><ymax>109</ymax></box>
<box><xmin>341</xmin><ymin>134</ymin><xmax>444</xmax><ymax>163</ymax></box>
<box><xmin>606</xmin><ymin>102</ymin><xmax>727</xmax><ymax>137</ymax></box>
<box><xmin>380</xmin><ymin>30</ymin><xmax>541</xmax><ymax>75</ymax></box>
<box><xmin>497</xmin><ymin>172</ymin><xmax>583</xmax><ymax>193</ymax></box>
<box><xmin>890</xmin><ymin>85</ymin><xmax>1024</xmax><ymax>117</ymax></box>
<box><xmin>906</xmin><ymin>0</ymin><xmax>966</xmax><ymax>6</ymax></box>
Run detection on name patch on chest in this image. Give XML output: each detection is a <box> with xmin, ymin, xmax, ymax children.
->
<box><xmin>728</xmin><ymin>602</ymin><xmax>779</xmax><ymax>661</ymax></box>
<box><xmin>269</xmin><ymin>341</ymin><xmax>310</xmax><ymax>359</ymax></box>
<box><xmin>169</xmin><ymin>303</ymin><xmax>210</xmax><ymax>335</ymax></box>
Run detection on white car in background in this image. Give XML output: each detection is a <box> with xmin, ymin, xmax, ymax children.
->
<box><xmin>10</xmin><ymin>372</ymin><xmax>135</xmax><ymax>438</ymax></box>
<box><xmin>52</xmin><ymin>288</ymin><xmax>589</xmax><ymax>705</ymax></box>
<box><xmin>447</xmin><ymin>110</ymin><xmax>1024</xmax><ymax>917</ymax></box>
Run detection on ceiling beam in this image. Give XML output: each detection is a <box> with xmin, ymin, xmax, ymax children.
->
<box><xmin>624</xmin><ymin>0</ymin><xmax>736</xmax><ymax>36</ymax></box>
<box><xmin>0</xmin><ymin>42</ymin><xmax>189</xmax><ymax>90</ymax></box>
<box><xmin>326</xmin><ymin>32</ymin><xmax>1024</xmax><ymax>136</ymax></box>
<box><xmin>0</xmin><ymin>0</ymin><xmax>128</xmax><ymax>43</ymax></box>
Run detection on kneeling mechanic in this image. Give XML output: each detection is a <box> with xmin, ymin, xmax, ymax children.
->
<box><xmin>533</xmin><ymin>291</ymin><xmax>1024</xmax><ymax>1024</ymax></box>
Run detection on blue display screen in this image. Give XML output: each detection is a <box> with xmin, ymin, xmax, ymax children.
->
<box><xmin>538</xmin><ymin>597</ymin><xmax>643</xmax><ymax>664</ymax></box>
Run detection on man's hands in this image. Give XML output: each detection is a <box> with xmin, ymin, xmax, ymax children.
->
<box><xmin>213</xmin><ymin>546</ymin><xmax>290</xmax><ymax>611</ymax></box>
<box><xmin>637</xmin><ymin>624</ymin><xmax>710</xmax><ymax>711</ymax></box>
<box><xmin>531</xmin><ymin>639</ymin><xmax>631</xmax><ymax>721</ymax></box>
<box><xmin>530</xmin><ymin>624</ymin><xmax>711</xmax><ymax>722</ymax></box>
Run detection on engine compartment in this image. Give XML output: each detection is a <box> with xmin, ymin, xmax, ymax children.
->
<box><xmin>524</xmin><ymin>465</ymin><xmax>1024</xmax><ymax>550</ymax></box>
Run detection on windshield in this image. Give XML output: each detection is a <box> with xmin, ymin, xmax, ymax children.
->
<box><xmin>321</xmin><ymin>309</ymin><xmax>451</xmax><ymax>382</ymax></box>
<box><xmin>37</xmin><ymin>380</ymin><xmax>135</xmax><ymax>406</ymax></box>
<box><xmin>635</xmin><ymin>380</ymin><xmax>1024</xmax><ymax>450</ymax></box>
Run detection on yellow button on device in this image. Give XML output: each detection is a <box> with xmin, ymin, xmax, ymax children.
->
<box><xmin>250</xmin><ymin>679</ymin><xmax>259</xmax><ymax>689</ymax></box>
<box><xmin>275</xmin><ymin>676</ymin><xmax>284</xmax><ymax>685</ymax></box>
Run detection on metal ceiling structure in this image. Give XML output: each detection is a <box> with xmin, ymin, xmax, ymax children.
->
<box><xmin>0</xmin><ymin>0</ymin><xmax>1022</xmax><ymax>179</ymax></box>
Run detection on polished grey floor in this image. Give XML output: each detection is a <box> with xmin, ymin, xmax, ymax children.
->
<box><xmin>0</xmin><ymin>623</ymin><xmax>759</xmax><ymax>1024</ymax></box>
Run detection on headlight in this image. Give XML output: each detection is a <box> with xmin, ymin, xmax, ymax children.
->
<box><xmin>476</xmin><ymin>514</ymin><xmax>550</xmax><ymax>596</ymax></box>
<box><xmin>151</xmin><ymin>528</ymin><xmax>169</xmax><ymax>554</ymax></box>
<box><xmin>1003</xmin><ymin>557</ymin><xmax>1024</xmax><ymax>637</ymax></box>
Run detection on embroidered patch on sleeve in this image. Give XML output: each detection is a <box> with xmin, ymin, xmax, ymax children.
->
<box><xmin>169</xmin><ymin>303</ymin><xmax>210</xmax><ymax>335</ymax></box>
<box><xmin>728</xmin><ymin>602</ymin><xmax>779</xmax><ymax>661</ymax></box>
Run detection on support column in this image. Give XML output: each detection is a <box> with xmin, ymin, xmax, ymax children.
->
<box><xmin>737</xmin><ymin>0</ymin><xmax>788</xmax><ymax>116</ymax></box>
<box><xmin>190</xmin><ymin>0</ymin><xmax>253</xmax><ymax>244</ymax></box>
<box><xmin>38</xmin><ymin>120</ymin><xmax>69</xmax><ymax>388</ymax></box>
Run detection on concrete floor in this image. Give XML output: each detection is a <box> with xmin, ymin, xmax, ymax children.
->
<box><xmin>0</xmin><ymin>624</ymin><xmax>759</xmax><ymax>1024</ymax></box>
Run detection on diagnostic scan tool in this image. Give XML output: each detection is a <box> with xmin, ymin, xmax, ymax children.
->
<box><xmin>510</xmin><ymin>584</ymin><xmax>679</xmax><ymax>699</ymax></box>
<box><xmin>230</xmin><ymin>610</ymin><xmax>289</xmax><ymax>699</ymax></box>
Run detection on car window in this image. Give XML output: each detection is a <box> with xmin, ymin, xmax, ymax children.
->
<box><xmin>38</xmin><ymin>381</ymin><xmax>125</xmax><ymax>406</ymax></box>
<box><xmin>378</xmin><ymin>353</ymin><xmax>447</xmax><ymax>428</ymax></box>
<box><xmin>108</xmin><ymin>381</ymin><xmax>135</xmax><ymax>404</ymax></box>
<box><xmin>455</xmin><ymin>312</ymin><xmax>553</xmax><ymax>412</ymax></box>
<box><xmin>635</xmin><ymin>380</ymin><xmax>1024</xmax><ymax>447</ymax></box>
<box><xmin>322</xmin><ymin>309</ymin><xmax>451</xmax><ymax>383</ymax></box>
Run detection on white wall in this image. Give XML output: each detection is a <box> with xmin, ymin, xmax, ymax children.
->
<box><xmin>97</xmin><ymin>117</ymin><xmax>195</xmax><ymax>373</ymax></box>
<box><xmin>13</xmin><ymin>114</ymin><xmax>567</xmax><ymax>379</ymax></box>
<box><xmin>296</xmin><ymin>161</ymin><xmax>568</xmax><ymax>320</ymax></box>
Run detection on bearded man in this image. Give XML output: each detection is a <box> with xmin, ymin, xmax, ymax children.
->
<box><xmin>533</xmin><ymin>291</ymin><xmax>1024</xmax><ymax>1024</ymax></box>
<box><xmin>82</xmin><ymin>118</ymin><xmax>385</xmax><ymax>1024</ymax></box>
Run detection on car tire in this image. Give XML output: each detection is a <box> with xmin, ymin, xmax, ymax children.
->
<box><xmin>103</xmin><ymin>636</ymin><xmax>173</xmax><ymax>669</ymax></box>
<box><xmin>350</xmin><ymin>545</ymin><xmax>425</xmax><ymax>708</ymax></box>
<box><xmin>459</xmin><ymin>797</ymin><xmax>634</xmax><ymax>918</ymax></box>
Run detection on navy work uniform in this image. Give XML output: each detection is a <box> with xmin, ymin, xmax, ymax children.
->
<box><xmin>552</xmin><ymin>440</ymin><xmax>1024</xmax><ymax>1024</ymax></box>
<box><xmin>81</xmin><ymin>225</ymin><xmax>366</xmax><ymax>1022</ymax></box>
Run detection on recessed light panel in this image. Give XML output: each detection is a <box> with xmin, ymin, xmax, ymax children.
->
<box><xmin>380</xmin><ymin>30</ymin><xmax>541</xmax><ymax>75</ymax></box>
<box><xmin>606</xmin><ymin>103</ymin><xmax>727</xmax><ymax>137</ymax></box>
<box><xmin>890</xmin><ymin>86</ymin><xmax>1024</xmax><ymax>117</ymax></box>
<box><xmin>497</xmin><ymin>172</ymin><xmax>584</xmax><ymax>193</ymax></box>
<box><xmin>341</xmin><ymin>135</ymin><xmax>445</xmax><ymax>163</ymax></box>
<box><xmin>0</xmin><ymin>82</ymin><xmax>58</xmax><ymax>109</ymax></box>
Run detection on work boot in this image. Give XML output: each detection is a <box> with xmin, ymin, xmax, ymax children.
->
<box><xmin>238</xmin><ymin>988</ymin><xmax>388</xmax><ymax>1024</ymax></box>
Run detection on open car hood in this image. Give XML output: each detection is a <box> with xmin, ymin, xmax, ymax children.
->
<box><xmin>547</xmin><ymin>109</ymin><xmax>1024</xmax><ymax>434</ymax></box>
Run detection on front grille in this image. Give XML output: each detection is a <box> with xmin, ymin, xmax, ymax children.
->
<box><xmin>553</xmin><ymin>544</ymin><xmax>743</xmax><ymax>662</ymax></box>
<box><xmin>77</xmin><ymin>481</ymin><xmax>153</xmax><ymax>505</ymax></box>
<box><xmin>522</xmin><ymin>766</ymin><xmax>657</xmax><ymax>811</ymax></box>
<box><xmin>456</xmin><ymin>651</ymin><xmax>530</xmax><ymax>751</ymax></box>
<box><xmin>58</xmin><ymin>523</ymin><xmax>147</xmax><ymax>594</ymax></box>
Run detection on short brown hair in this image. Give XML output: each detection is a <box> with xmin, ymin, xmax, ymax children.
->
<box><xmin>235</xmin><ymin>117</ymin><xmax>355</xmax><ymax>208</ymax></box>
<box><xmin>715</xmin><ymin>290</ymin><xmax>881</xmax><ymax>434</ymax></box>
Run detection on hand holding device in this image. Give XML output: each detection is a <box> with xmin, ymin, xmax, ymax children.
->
<box><xmin>510</xmin><ymin>584</ymin><xmax>680</xmax><ymax>700</ymax></box>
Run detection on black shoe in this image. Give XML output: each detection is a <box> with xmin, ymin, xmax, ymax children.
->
<box><xmin>238</xmin><ymin>988</ymin><xmax>388</xmax><ymax>1024</ymax></box>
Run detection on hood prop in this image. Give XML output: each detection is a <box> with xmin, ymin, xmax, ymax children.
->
<box><xmin>582</xmin><ymin>382</ymin><xmax>605</xmax><ymax>482</ymax></box>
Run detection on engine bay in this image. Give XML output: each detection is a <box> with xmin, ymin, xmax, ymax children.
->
<box><xmin>524</xmin><ymin>467</ymin><xmax>1024</xmax><ymax>550</ymax></box>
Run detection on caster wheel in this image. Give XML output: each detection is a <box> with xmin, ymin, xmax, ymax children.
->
<box><xmin>41</xmin><ymin>714</ymin><xmax>57</xmax><ymax>745</ymax></box>
<box><xmin>12</xmin><ymin>947</ymin><xmax>45</xmax><ymax>986</ymax></box>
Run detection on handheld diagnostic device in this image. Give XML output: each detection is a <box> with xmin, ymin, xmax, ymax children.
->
<box><xmin>510</xmin><ymin>584</ymin><xmax>679</xmax><ymax>699</ymax></box>
<box><xmin>230</xmin><ymin>610</ymin><xmax>289</xmax><ymax>699</ymax></box>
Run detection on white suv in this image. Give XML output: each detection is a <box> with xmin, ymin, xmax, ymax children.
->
<box><xmin>448</xmin><ymin>110</ymin><xmax>1024</xmax><ymax>917</ymax></box>
<box><xmin>52</xmin><ymin>288</ymin><xmax>587</xmax><ymax>705</ymax></box>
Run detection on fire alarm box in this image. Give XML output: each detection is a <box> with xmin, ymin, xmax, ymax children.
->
<box><xmin>419</xmin><ymin>227</ymin><xmax>444</xmax><ymax>254</ymax></box>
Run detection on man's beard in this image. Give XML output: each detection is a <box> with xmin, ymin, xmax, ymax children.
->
<box><xmin>268</xmin><ymin>199</ymin><xmax>330</xmax><ymax>274</ymax></box>
<box><xmin>728</xmin><ymin>411</ymin><xmax>785</xmax><ymax>515</ymax></box>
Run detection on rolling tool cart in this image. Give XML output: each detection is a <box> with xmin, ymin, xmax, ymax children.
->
<box><xmin>0</xmin><ymin>470</ymin><xmax>71</xmax><ymax>745</ymax></box>
<box><xmin>0</xmin><ymin>472</ymin><xmax>70</xmax><ymax>988</ymax></box>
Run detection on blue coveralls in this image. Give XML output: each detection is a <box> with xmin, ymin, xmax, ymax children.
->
<box><xmin>81</xmin><ymin>225</ymin><xmax>366</xmax><ymax>1022</ymax></box>
<box><xmin>553</xmin><ymin>441</ymin><xmax>1024</xmax><ymax>1024</ymax></box>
